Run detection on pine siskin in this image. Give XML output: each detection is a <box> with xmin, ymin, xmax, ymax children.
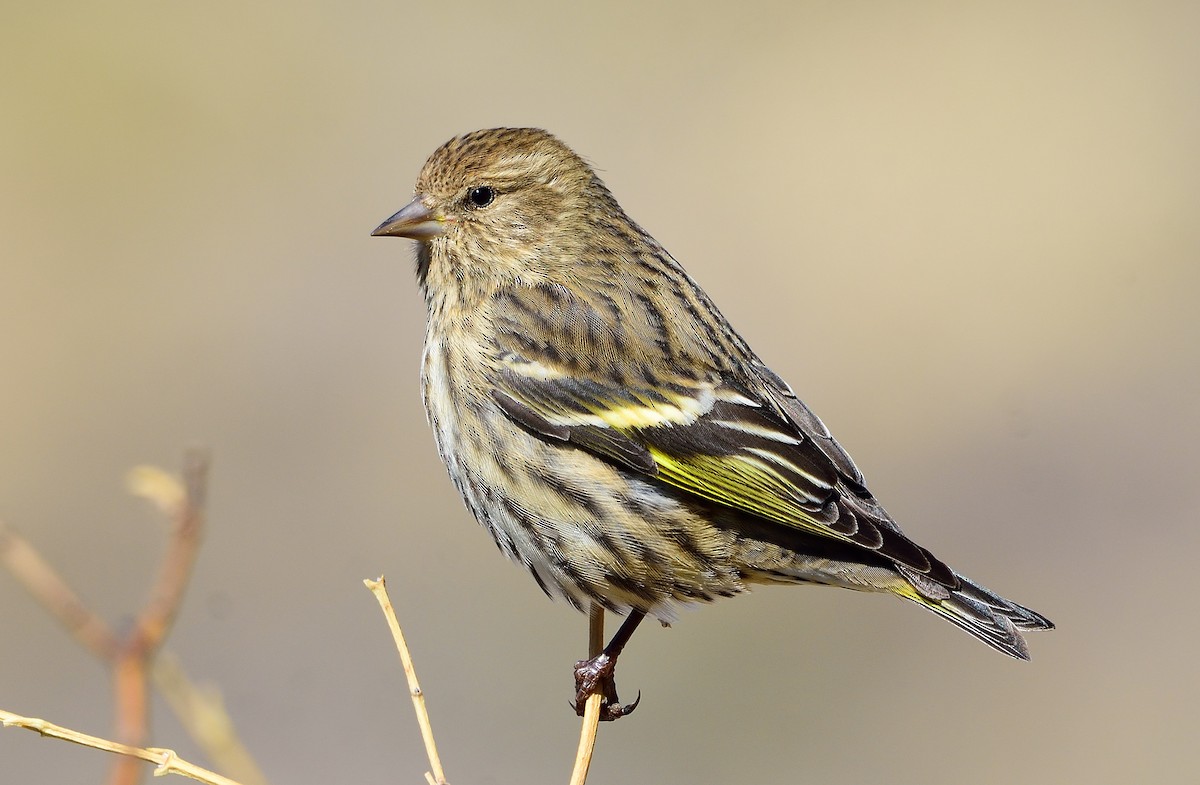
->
<box><xmin>372</xmin><ymin>128</ymin><xmax>1052</xmax><ymax>719</ymax></box>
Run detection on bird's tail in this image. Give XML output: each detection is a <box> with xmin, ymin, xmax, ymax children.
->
<box><xmin>894</xmin><ymin>568</ymin><xmax>1054</xmax><ymax>660</ymax></box>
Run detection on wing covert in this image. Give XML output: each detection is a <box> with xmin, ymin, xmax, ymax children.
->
<box><xmin>487</xmin><ymin>286</ymin><xmax>955</xmax><ymax>587</ymax></box>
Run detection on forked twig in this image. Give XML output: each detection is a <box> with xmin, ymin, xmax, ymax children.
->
<box><xmin>1</xmin><ymin>452</ymin><xmax>267</xmax><ymax>785</ymax></box>
<box><xmin>112</xmin><ymin>453</ymin><xmax>209</xmax><ymax>785</ymax></box>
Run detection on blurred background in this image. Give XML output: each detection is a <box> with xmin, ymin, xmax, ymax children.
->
<box><xmin>2</xmin><ymin>1</ymin><xmax>1197</xmax><ymax>783</ymax></box>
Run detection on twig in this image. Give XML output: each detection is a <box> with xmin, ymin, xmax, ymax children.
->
<box><xmin>0</xmin><ymin>520</ymin><xmax>120</xmax><ymax>659</ymax></box>
<box><xmin>112</xmin><ymin>451</ymin><xmax>210</xmax><ymax>785</ymax></box>
<box><xmin>2</xmin><ymin>452</ymin><xmax>267</xmax><ymax>785</ymax></box>
<box><xmin>153</xmin><ymin>654</ymin><xmax>270</xmax><ymax>785</ymax></box>
<box><xmin>0</xmin><ymin>708</ymin><xmax>245</xmax><ymax>785</ymax></box>
<box><xmin>125</xmin><ymin>452</ymin><xmax>209</xmax><ymax>653</ymax></box>
<box><xmin>365</xmin><ymin>577</ymin><xmax>449</xmax><ymax>785</ymax></box>
<box><xmin>568</xmin><ymin>605</ymin><xmax>606</xmax><ymax>785</ymax></box>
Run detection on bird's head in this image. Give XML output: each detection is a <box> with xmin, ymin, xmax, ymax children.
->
<box><xmin>373</xmin><ymin>128</ymin><xmax>610</xmax><ymax>296</ymax></box>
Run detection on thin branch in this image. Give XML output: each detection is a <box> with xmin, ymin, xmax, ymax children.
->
<box><xmin>111</xmin><ymin>451</ymin><xmax>210</xmax><ymax>785</ymax></box>
<box><xmin>153</xmin><ymin>655</ymin><xmax>270</xmax><ymax>785</ymax></box>
<box><xmin>125</xmin><ymin>452</ymin><xmax>209</xmax><ymax>653</ymax></box>
<box><xmin>112</xmin><ymin>656</ymin><xmax>151</xmax><ymax>785</ymax></box>
<box><xmin>568</xmin><ymin>605</ymin><xmax>606</xmax><ymax>785</ymax></box>
<box><xmin>0</xmin><ymin>520</ymin><xmax>120</xmax><ymax>659</ymax></box>
<box><xmin>365</xmin><ymin>577</ymin><xmax>450</xmax><ymax>785</ymax></box>
<box><xmin>2</xmin><ymin>452</ymin><xmax>267</xmax><ymax>785</ymax></box>
<box><xmin>1</xmin><ymin>708</ymin><xmax>245</xmax><ymax>785</ymax></box>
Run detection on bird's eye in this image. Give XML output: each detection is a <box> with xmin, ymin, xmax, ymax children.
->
<box><xmin>466</xmin><ymin>186</ymin><xmax>496</xmax><ymax>208</ymax></box>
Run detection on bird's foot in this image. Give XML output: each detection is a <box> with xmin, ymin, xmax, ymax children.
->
<box><xmin>573</xmin><ymin>653</ymin><xmax>640</xmax><ymax>721</ymax></box>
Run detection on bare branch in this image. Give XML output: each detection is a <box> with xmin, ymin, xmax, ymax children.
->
<box><xmin>0</xmin><ymin>520</ymin><xmax>120</xmax><ymax>659</ymax></box>
<box><xmin>153</xmin><ymin>655</ymin><xmax>270</xmax><ymax>785</ymax></box>
<box><xmin>125</xmin><ymin>451</ymin><xmax>209</xmax><ymax>657</ymax></box>
<box><xmin>111</xmin><ymin>450</ymin><xmax>211</xmax><ymax>785</ymax></box>
<box><xmin>2</xmin><ymin>452</ymin><xmax>267</xmax><ymax>785</ymax></box>
<box><xmin>568</xmin><ymin>605</ymin><xmax>606</xmax><ymax>785</ymax></box>
<box><xmin>1</xmin><ymin>707</ymin><xmax>246</xmax><ymax>785</ymax></box>
<box><xmin>365</xmin><ymin>577</ymin><xmax>450</xmax><ymax>785</ymax></box>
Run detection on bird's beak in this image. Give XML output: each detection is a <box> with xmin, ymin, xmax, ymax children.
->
<box><xmin>371</xmin><ymin>196</ymin><xmax>445</xmax><ymax>240</ymax></box>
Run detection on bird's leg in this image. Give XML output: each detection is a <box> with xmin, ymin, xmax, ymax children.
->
<box><xmin>573</xmin><ymin>606</ymin><xmax>645</xmax><ymax>721</ymax></box>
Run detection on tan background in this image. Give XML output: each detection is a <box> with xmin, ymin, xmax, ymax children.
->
<box><xmin>2</xmin><ymin>1</ymin><xmax>1197</xmax><ymax>783</ymax></box>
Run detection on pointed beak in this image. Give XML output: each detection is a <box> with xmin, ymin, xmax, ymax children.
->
<box><xmin>371</xmin><ymin>196</ymin><xmax>445</xmax><ymax>240</ymax></box>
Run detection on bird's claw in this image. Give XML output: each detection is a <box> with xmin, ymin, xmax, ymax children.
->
<box><xmin>573</xmin><ymin>654</ymin><xmax>640</xmax><ymax>721</ymax></box>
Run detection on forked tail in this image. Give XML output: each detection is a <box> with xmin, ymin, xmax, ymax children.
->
<box><xmin>897</xmin><ymin>569</ymin><xmax>1054</xmax><ymax>660</ymax></box>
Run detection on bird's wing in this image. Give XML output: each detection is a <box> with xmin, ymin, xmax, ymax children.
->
<box><xmin>491</xmin><ymin>336</ymin><xmax>955</xmax><ymax>586</ymax></box>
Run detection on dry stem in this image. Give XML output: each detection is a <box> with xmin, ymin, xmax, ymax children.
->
<box><xmin>111</xmin><ymin>453</ymin><xmax>209</xmax><ymax>785</ymax></box>
<box><xmin>0</xmin><ymin>521</ymin><xmax>120</xmax><ymax>658</ymax></box>
<box><xmin>0</xmin><ymin>708</ymin><xmax>245</xmax><ymax>785</ymax></box>
<box><xmin>365</xmin><ymin>578</ymin><xmax>609</xmax><ymax>785</ymax></box>
<box><xmin>568</xmin><ymin>605</ymin><xmax>606</xmax><ymax>785</ymax></box>
<box><xmin>365</xmin><ymin>577</ymin><xmax>449</xmax><ymax>785</ymax></box>
<box><xmin>1</xmin><ymin>452</ymin><xmax>266</xmax><ymax>785</ymax></box>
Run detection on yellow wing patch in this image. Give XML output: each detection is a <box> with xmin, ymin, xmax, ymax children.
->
<box><xmin>649</xmin><ymin>449</ymin><xmax>834</xmax><ymax>538</ymax></box>
<box><xmin>540</xmin><ymin>389</ymin><xmax>716</xmax><ymax>430</ymax></box>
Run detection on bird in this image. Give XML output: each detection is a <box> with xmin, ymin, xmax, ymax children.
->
<box><xmin>372</xmin><ymin>127</ymin><xmax>1053</xmax><ymax>720</ymax></box>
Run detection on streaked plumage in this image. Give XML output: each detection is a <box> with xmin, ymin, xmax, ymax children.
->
<box><xmin>373</xmin><ymin>128</ymin><xmax>1052</xmax><ymax>676</ymax></box>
